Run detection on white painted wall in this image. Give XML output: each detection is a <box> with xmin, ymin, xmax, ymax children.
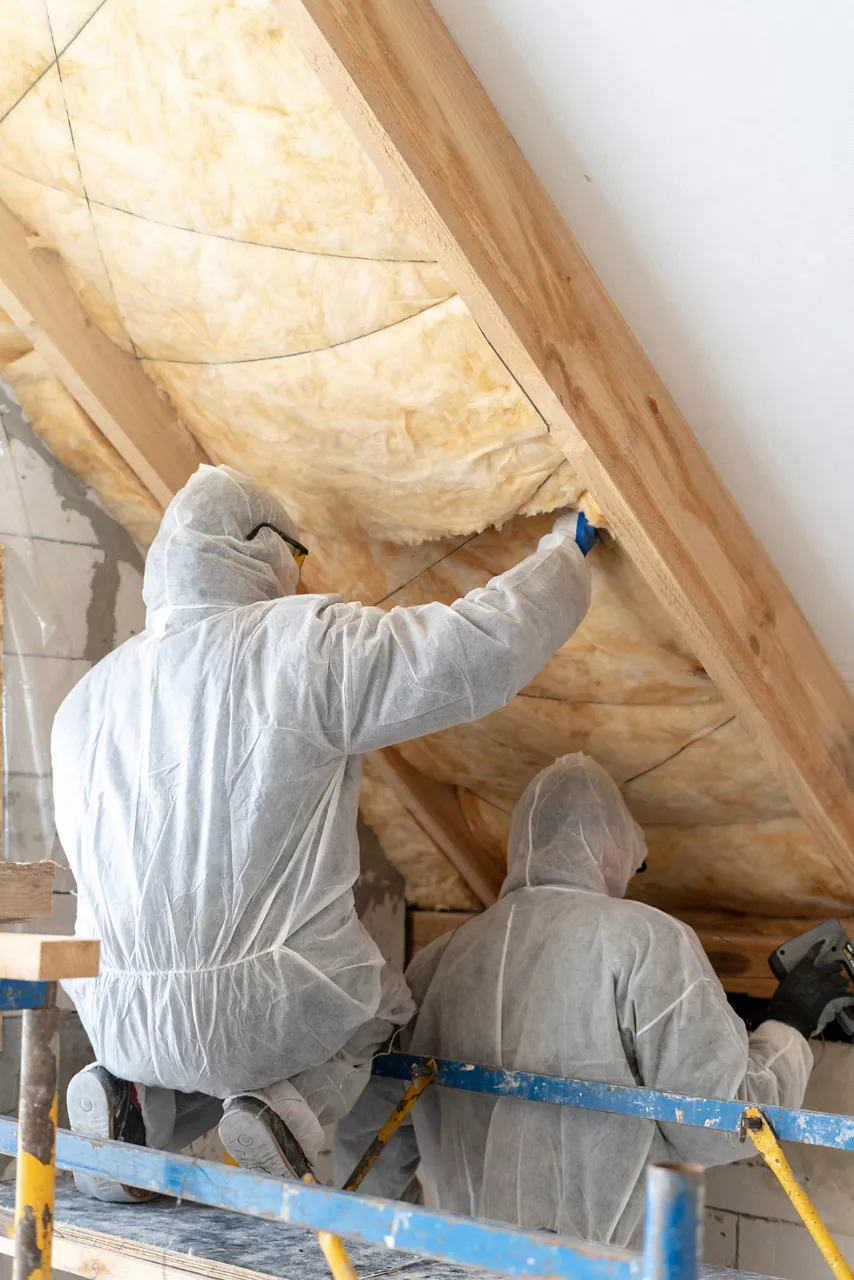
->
<box><xmin>430</xmin><ymin>0</ymin><xmax>854</xmax><ymax>691</ymax></box>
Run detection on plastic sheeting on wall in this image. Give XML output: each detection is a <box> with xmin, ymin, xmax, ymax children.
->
<box><xmin>0</xmin><ymin>410</ymin><xmax>71</xmax><ymax>866</ymax></box>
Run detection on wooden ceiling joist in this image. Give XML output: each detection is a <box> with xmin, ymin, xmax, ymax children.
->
<box><xmin>281</xmin><ymin>0</ymin><xmax>854</xmax><ymax>887</ymax></box>
<box><xmin>0</xmin><ymin>202</ymin><xmax>209</xmax><ymax>508</ymax></box>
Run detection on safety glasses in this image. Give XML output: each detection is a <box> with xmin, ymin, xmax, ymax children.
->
<box><xmin>246</xmin><ymin>522</ymin><xmax>309</xmax><ymax>569</ymax></box>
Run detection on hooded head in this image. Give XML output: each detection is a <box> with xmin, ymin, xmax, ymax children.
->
<box><xmin>143</xmin><ymin>465</ymin><xmax>302</xmax><ymax>624</ymax></box>
<box><xmin>502</xmin><ymin>753</ymin><xmax>647</xmax><ymax>899</ymax></box>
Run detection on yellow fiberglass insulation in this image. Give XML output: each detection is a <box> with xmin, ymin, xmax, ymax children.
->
<box><xmin>0</xmin><ymin>0</ymin><xmax>847</xmax><ymax>920</ymax></box>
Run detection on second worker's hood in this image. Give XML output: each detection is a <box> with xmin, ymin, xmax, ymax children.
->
<box><xmin>501</xmin><ymin>753</ymin><xmax>648</xmax><ymax>898</ymax></box>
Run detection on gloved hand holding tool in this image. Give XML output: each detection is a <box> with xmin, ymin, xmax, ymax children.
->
<box><xmin>766</xmin><ymin>940</ymin><xmax>854</xmax><ymax>1039</ymax></box>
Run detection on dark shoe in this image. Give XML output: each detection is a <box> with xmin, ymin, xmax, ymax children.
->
<box><xmin>218</xmin><ymin>1097</ymin><xmax>314</xmax><ymax>1180</ymax></box>
<box><xmin>66</xmin><ymin>1065</ymin><xmax>155</xmax><ymax>1203</ymax></box>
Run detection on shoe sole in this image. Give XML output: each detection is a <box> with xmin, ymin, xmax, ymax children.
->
<box><xmin>67</xmin><ymin>1068</ymin><xmax>153</xmax><ymax>1203</ymax></box>
<box><xmin>218</xmin><ymin>1108</ymin><xmax>303</xmax><ymax>1179</ymax></box>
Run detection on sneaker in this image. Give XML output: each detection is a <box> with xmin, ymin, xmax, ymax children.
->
<box><xmin>218</xmin><ymin>1097</ymin><xmax>314</xmax><ymax>1180</ymax></box>
<box><xmin>66</xmin><ymin>1065</ymin><xmax>156</xmax><ymax>1203</ymax></box>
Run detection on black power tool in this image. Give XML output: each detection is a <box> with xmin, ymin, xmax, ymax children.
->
<box><xmin>769</xmin><ymin>918</ymin><xmax>854</xmax><ymax>1038</ymax></box>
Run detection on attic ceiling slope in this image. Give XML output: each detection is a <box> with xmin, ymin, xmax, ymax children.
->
<box><xmin>0</xmin><ymin>0</ymin><xmax>850</xmax><ymax>925</ymax></box>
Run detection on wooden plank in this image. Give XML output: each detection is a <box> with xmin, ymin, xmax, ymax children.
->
<box><xmin>0</xmin><ymin>202</ymin><xmax>210</xmax><ymax>507</ymax></box>
<box><xmin>0</xmin><ymin>934</ymin><xmax>99</xmax><ymax>980</ymax></box>
<box><xmin>0</xmin><ymin>1229</ymin><xmax>233</xmax><ymax>1280</ymax></box>
<box><xmin>281</xmin><ymin>0</ymin><xmax>854</xmax><ymax>889</ymax></box>
<box><xmin>0</xmin><ymin>1209</ymin><xmax>276</xmax><ymax>1280</ymax></box>
<box><xmin>407</xmin><ymin>908</ymin><xmax>850</xmax><ymax>999</ymax></box>
<box><xmin>0</xmin><ymin>1189</ymin><xmax>517</xmax><ymax>1280</ymax></box>
<box><xmin>0</xmin><ymin>860</ymin><xmax>56</xmax><ymax>922</ymax></box>
<box><xmin>371</xmin><ymin>749</ymin><xmax>504</xmax><ymax>906</ymax></box>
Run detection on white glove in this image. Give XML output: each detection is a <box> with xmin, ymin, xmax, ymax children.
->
<box><xmin>551</xmin><ymin>509</ymin><xmax>599</xmax><ymax>556</ymax></box>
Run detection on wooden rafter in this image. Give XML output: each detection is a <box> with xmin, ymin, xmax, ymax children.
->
<box><xmin>370</xmin><ymin>749</ymin><xmax>504</xmax><ymax>906</ymax></box>
<box><xmin>0</xmin><ymin>202</ymin><xmax>210</xmax><ymax>507</ymax></box>
<box><xmin>280</xmin><ymin>0</ymin><xmax>854</xmax><ymax>888</ymax></box>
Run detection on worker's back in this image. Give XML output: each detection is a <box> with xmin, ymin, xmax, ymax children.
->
<box><xmin>52</xmin><ymin>467</ymin><xmax>388</xmax><ymax>1098</ymax></box>
<box><xmin>51</xmin><ymin>466</ymin><xmax>595</xmax><ymax>1109</ymax></box>
<box><xmin>402</xmin><ymin>756</ymin><xmax>811</xmax><ymax>1248</ymax></box>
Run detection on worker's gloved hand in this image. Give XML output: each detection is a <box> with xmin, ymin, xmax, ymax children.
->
<box><xmin>765</xmin><ymin>942</ymin><xmax>854</xmax><ymax>1039</ymax></box>
<box><xmin>552</xmin><ymin>509</ymin><xmax>599</xmax><ymax>557</ymax></box>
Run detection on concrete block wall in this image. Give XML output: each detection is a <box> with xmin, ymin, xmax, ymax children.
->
<box><xmin>0</xmin><ymin>382</ymin><xmax>147</xmax><ymax>1278</ymax></box>
<box><xmin>0</xmin><ymin>376</ymin><xmax>145</xmax><ymax>1135</ymax></box>
<box><xmin>0</xmin><ymin>378</ymin><xmax>145</xmax><ymax>926</ymax></box>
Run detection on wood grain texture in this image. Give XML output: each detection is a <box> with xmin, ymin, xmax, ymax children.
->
<box><xmin>371</xmin><ymin>749</ymin><xmax>504</xmax><ymax>905</ymax></box>
<box><xmin>0</xmin><ymin>860</ymin><xmax>55</xmax><ymax>922</ymax></box>
<box><xmin>0</xmin><ymin>934</ymin><xmax>99</xmax><ymax>980</ymax></box>
<box><xmin>281</xmin><ymin>0</ymin><xmax>854</xmax><ymax>888</ymax></box>
<box><xmin>0</xmin><ymin>201</ymin><xmax>209</xmax><ymax>506</ymax></box>
<box><xmin>681</xmin><ymin>911</ymin><xmax>854</xmax><ymax>998</ymax></box>
<box><xmin>406</xmin><ymin>909</ymin><xmax>852</xmax><ymax>998</ymax></box>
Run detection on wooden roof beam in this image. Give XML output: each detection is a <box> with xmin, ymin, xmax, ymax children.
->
<box><xmin>0</xmin><ymin>202</ymin><xmax>209</xmax><ymax>507</ymax></box>
<box><xmin>371</xmin><ymin>749</ymin><xmax>504</xmax><ymax>906</ymax></box>
<box><xmin>282</xmin><ymin>0</ymin><xmax>854</xmax><ymax>886</ymax></box>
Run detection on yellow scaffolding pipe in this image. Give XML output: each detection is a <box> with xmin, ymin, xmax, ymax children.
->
<box><xmin>308</xmin><ymin>1061</ymin><xmax>436</xmax><ymax>1280</ymax></box>
<box><xmin>14</xmin><ymin>985</ymin><xmax>59</xmax><ymax>1280</ymax></box>
<box><xmin>743</xmin><ymin>1106</ymin><xmax>854</xmax><ymax>1280</ymax></box>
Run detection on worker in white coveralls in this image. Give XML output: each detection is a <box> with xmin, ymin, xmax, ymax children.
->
<box><xmin>52</xmin><ymin>463</ymin><xmax>600</xmax><ymax>1201</ymax></box>
<box><xmin>336</xmin><ymin>753</ymin><xmax>853</xmax><ymax>1246</ymax></box>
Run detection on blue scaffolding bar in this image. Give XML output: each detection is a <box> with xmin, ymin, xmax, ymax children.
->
<box><xmin>372</xmin><ymin>1052</ymin><xmax>854</xmax><ymax>1151</ymax></box>
<box><xmin>0</xmin><ymin>1117</ymin><xmax>697</xmax><ymax>1279</ymax></box>
<box><xmin>3</xmin><ymin>981</ymin><xmax>845</xmax><ymax>1279</ymax></box>
<box><xmin>642</xmin><ymin>1164</ymin><xmax>702</xmax><ymax>1280</ymax></box>
<box><xmin>0</xmin><ymin>980</ymin><xmax>51</xmax><ymax>1012</ymax></box>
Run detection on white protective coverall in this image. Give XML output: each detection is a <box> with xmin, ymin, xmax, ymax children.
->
<box><xmin>52</xmin><ymin>465</ymin><xmax>592</xmax><ymax>1161</ymax></box>
<box><xmin>335</xmin><ymin>754</ymin><xmax>813</xmax><ymax>1244</ymax></box>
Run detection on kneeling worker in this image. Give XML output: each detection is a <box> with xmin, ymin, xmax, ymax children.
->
<box><xmin>52</xmin><ymin>464</ymin><xmax>598</xmax><ymax>1199</ymax></box>
<box><xmin>337</xmin><ymin>753</ymin><xmax>849</xmax><ymax>1246</ymax></box>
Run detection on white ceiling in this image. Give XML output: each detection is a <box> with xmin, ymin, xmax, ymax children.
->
<box><xmin>431</xmin><ymin>0</ymin><xmax>854</xmax><ymax>691</ymax></box>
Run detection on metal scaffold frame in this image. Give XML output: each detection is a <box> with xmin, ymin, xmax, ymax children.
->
<box><xmin>4</xmin><ymin>982</ymin><xmax>854</xmax><ymax>1280</ymax></box>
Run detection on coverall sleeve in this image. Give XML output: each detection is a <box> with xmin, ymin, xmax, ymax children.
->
<box><xmin>324</xmin><ymin>527</ymin><xmax>591</xmax><ymax>754</ymax></box>
<box><xmin>627</xmin><ymin>913</ymin><xmax>813</xmax><ymax>1166</ymax></box>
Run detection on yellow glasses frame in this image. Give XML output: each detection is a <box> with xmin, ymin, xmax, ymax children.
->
<box><xmin>246</xmin><ymin>522</ymin><xmax>308</xmax><ymax>568</ymax></box>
